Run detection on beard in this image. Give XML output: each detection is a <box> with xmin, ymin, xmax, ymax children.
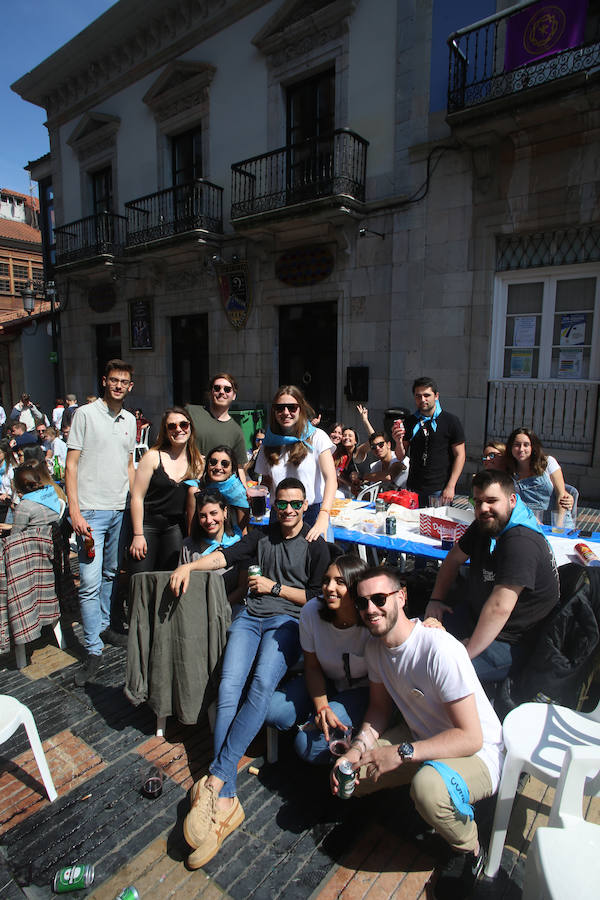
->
<box><xmin>477</xmin><ymin>510</ymin><xmax>511</xmax><ymax>536</ymax></box>
<box><xmin>363</xmin><ymin>600</ymin><xmax>399</xmax><ymax>637</ymax></box>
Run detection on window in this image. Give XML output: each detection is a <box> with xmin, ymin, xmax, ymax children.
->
<box><xmin>171</xmin><ymin>127</ymin><xmax>202</xmax><ymax>186</ymax></box>
<box><xmin>13</xmin><ymin>263</ymin><xmax>29</xmax><ymax>295</ymax></box>
<box><xmin>286</xmin><ymin>70</ymin><xmax>335</xmax><ymax>198</ymax></box>
<box><xmin>91</xmin><ymin>167</ymin><xmax>113</xmax><ymax>215</ymax></box>
<box><xmin>0</xmin><ymin>260</ymin><xmax>9</xmax><ymax>294</ymax></box>
<box><xmin>493</xmin><ymin>266</ymin><xmax>600</xmax><ymax>381</ymax></box>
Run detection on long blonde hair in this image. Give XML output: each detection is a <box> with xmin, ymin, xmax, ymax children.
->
<box><xmin>152</xmin><ymin>407</ymin><xmax>204</xmax><ymax>479</ymax></box>
<box><xmin>266</xmin><ymin>385</ymin><xmax>315</xmax><ymax>467</ymax></box>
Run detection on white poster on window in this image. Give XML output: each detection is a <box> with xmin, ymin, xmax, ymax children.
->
<box><xmin>560</xmin><ymin>313</ymin><xmax>585</xmax><ymax>346</ymax></box>
<box><xmin>513</xmin><ymin>316</ymin><xmax>536</xmax><ymax>347</ymax></box>
<box><xmin>510</xmin><ymin>349</ymin><xmax>533</xmax><ymax>378</ymax></box>
<box><xmin>558</xmin><ymin>349</ymin><xmax>583</xmax><ymax>379</ymax></box>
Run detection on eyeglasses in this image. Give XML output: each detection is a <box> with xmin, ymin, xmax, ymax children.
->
<box><xmin>167</xmin><ymin>421</ymin><xmax>190</xmax><ymax>433</ymax></box>
<box><xmin>107</xmin><ymin>376</ymin><xmax>131</xmax><ymax>387</ymax></box>
<box><xmin>274</xmin><ymin>403</ymin><xmax>299</xmax><ymax>413</ymax></box>
<box><xmin>370</xmin><ymin>441</ymin><xmax>386</xmax><ymax>450</ymax></box>
<box><xmin>482</xmin><ymin>452</ymin><xmax>500</xmax><ymax>461</ymax></box>
<box><xmin>275</xmin><ymin>499</ymin><xmax>304</xmax><ymax>511</ymax></box>
<box><xmin>212</xmin><ymin>384</ymin><xmax>233</xmax><ymax>394</ymax></box>
<box><xmin>255</xmin><ymin>437</ymin><xmax>264</xmax><ymax>443</ymax></box>
<box><xmin>208</xmin><ymin>457</ymin><xmax>231</xmax><ymax>468</ymax></box>
<box><xmin>354</xmin><ymin>589</ymin><xmax>399</xmax><ymax>611</ymax></box>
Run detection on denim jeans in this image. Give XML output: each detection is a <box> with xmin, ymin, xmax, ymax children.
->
<box><xmin>266</xmin><ymin>675</ymin><xmax>370</xmax><ymax>765</ymax></box>
<box><xmin>77</xmin><ymin>509</ymin><xmax>124</xmax><ymax>655</ymax></box>
<box><xmin>443</xmin><ymin>602</ymin><xmax>523</xmax><ymax>684</ymax></box>
<box><xmin>209</xmin><ymin>609</ymin><xmax>301</xmax><ymax>797</ymax></box>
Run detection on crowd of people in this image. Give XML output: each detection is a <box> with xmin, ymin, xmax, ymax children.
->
<box><xmin>4</xmin><ymin>362</ymin><xmax>578</xmax><ymax>899</ymax></box>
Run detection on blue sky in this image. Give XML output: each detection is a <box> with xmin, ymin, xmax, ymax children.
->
<box><xmin>1</xmin><ymin>0</ymin><xmax>116</xmax><ymax>195</ymax></box>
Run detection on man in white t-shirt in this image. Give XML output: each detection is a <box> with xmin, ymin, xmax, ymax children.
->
<box><xmin>331</xmin><ymin>566</ymin><xmax>504</xmax><ymax>900</ymax></box>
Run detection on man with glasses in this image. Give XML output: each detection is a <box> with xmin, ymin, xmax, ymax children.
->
<box><xmin>363</xmin><ymin>431</ymin><xmax>408</xmax><ymax>487</ymax></box>
<box><xmin>66</xmin><ymin>359</ymin><xmax>136</xmax><ymax>685</ymax></box>
<box><xmin>171</xmin><ymin>476</ymin><xmax>329</xmax><ymax>868</ymax></box>
<box><xmin>187</xmin><ymin>373</ymin><xmax>247</xmax><ymax>485</ymax></box>
<box><xmin>393</xmin><ymin>377</ymin><xmax>466</xmax><ymax>507</ymax></box>
<box><xmin>331</xmin><ymin>566</ymin><xmax>504</xmax><ymax>900</ymax></box>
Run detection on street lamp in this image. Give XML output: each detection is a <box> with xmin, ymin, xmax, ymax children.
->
<box><xmin>21</xmin><ymin>279</ymin><xmax>61</xmax><ymax>397</ymax></box>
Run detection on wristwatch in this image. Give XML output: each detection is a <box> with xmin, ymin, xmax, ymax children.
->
<box><xmin>398</xmin><ymin>741</ymin><xmax>415</xmax><ymax>762</ymax></box>
<box><xmin>270</xmin><ymin>582</ymin><xmax>282</xmax><ymax>596</ymax></box>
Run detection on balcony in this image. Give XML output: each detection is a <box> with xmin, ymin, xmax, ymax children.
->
<box><xmin>231</xmin><ymin>128</ymin><xmax>368</xmax><ymax>223</ymax></box>
<box><xmin>125</xmin><ymin>179</ymin><xmax>223</xmax><ymax>248</ymax></box>
<box><xmin>55</xmin><ymin>213</ymin><xmax>126</xmax><ymax>268</ymax></box>
<box><xmin>448</xmin><ymin>0</ymin><xmax>600</xmax><ymax>116</ymax></box>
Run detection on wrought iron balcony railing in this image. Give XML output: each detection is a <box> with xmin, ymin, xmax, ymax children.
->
<box><xmin>55</xmin><ymin>213</ymin><xmax>127</xmax><ymax>266</ymax></box>
<box><xmin>125</xmin><ymin>179</ymin><xmax>223</xmax><ymax>247</ymax></box>
<box><xmin>448</xmin><ymin>0</ymin><xmax>600</xmax><ymax>113</ymax></box>
<box><xmin>231</xmin><ymin>128</ymin><xmax>368</xmax><ymax>219</ymax></box>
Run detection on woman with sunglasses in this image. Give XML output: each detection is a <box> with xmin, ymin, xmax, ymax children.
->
<box><xmin>129</xmin><ymin>407</ymin><xmax>204</xmax><ymax>574</ymax></box>
<box><xmin>243</xmin><ymin>429</ymin><xmax>265</xmax><ymax>481</ymax></box>
<box><xmin>481</xmin><ymin>440</ymin><xmax>508</xmax><ymax>472</ymax></box>
<box><xmin>187</xmin><ymin>444</ymin><xmax>249</xmax><ymax>533</ymax></box>
<box><xmin>254</xmin><ymin>385</ymin><xmax>337</xmax><ymax>541</ymax></box>
<box><xmin>265</xmin><ymin>553</ymin><xmax>370</xmax><ymax>764</ymax></box>
<box><xmin>504</xmin><ymin>426</ymin><xmax>573</xmax><ymax>526</ymax></box>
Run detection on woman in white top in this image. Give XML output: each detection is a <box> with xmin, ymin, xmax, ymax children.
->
<box><xmin>504</xmin><ymin>426</ymin><xmax>573</xmax><ymax>526</ymax></box>
<box><xmin>254</xmin><ymin>385</ymin><xmax>337</xmax><ymax>541</ymax></box>
<box><xmin>265</xmin><ymin>554</ymin><xmax>370</xmax><ymax>765</ymax></box>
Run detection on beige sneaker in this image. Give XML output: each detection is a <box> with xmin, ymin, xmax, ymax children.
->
<box><xmin>187</xmin><ymin>795</ymin><xmax>245</xmax><ymax>869</ymax></box>
<box><xmin>183</xmin><ymin>776</ymin><xmax>217</xmax><ymax>849</ymax></box>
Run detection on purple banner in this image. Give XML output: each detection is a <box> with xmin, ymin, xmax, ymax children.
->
<box><xmin>504</xmin><ymin>0</ymin><xmax>588</xmax><ymax>71</ymax></box>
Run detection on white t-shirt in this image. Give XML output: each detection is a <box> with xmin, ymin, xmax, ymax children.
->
<box><xmin>546</xmin><ymin>455</ymin><xmax>559</xmax><ymax>476</ymax></box>
<box><xmin>255</xmin><ymin>428</ymin><xmax>334</xmax><ymax>506</ymax></box>
<box><xmin>365</xmin><ymin>619</ymin><xmax>505</xmax><ymax>790</ymax></box>
<box><xmin>299</xmin><ymin>596</ymin><xmax>369</xmax><ymax>693</ymax></box>
<box><xmin>370</xmin><ymin>452</ymin><xmax>398</xmax><ymax>473</ymax></box>
<box><xmin>51</xmin><ymin>437</ymin><xmax>68</xmax><ymax>467</ymax></box>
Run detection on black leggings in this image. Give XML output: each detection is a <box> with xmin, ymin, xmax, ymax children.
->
<box><xmin>128</xmin><ymin>522</ymin><xmax>184</xmax><ymax>575</ymax></box>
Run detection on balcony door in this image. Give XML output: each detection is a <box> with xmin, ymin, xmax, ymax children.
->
<box><xmin>171</xmin><ymin>126</ymin><xmax>203</xmax><ymax>230</ymax></box>
<box><xmin>90</xmin><ymin>166</ymin><xmax>114</xmax><ymax>250</ymax></box>
<box><xmin>171</xmin><ymin>313</ymin><xmax>208</xmax><ymax>406</ymax></box>
<box><xmin>286</xmin><ymin>70</ymin><xmax>334</xmax><ymax>202</ymax></box>
<box><xmin>279</xmin><ymin>301</ymin><xmax>337</xmax><ymax>423</ymax></box>
<box><xmin>95</xmin><ymin>323</ymin><xmax>121</xmax><ymax>395</ymax></box>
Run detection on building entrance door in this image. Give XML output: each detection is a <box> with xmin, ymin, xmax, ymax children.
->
<box><xmin>279</xmin><ymin>301</ymin><xmax>337</xmax><ymax>422</ymax></box>
<box><xmin>95</xmin><ymin>323</ymin><xmax>121</xmax><ymax>395</ymax></box>
<box><xmin>171</xmin><ymin>313</ymin><xmax>208</xmax><ymax>405</ymax></box>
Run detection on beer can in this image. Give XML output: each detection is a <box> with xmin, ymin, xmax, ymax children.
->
<box><xmin>336</xmin><ymin>759</ymin><xmax>356</xmax><ymax>800</ymax></box>
<box><xmin>248</xmin><ymin>565</ymin><xmax>262</xmax><ymax>577</ymax></box>
<box><xmin>53</xmin><ymin>864</ymin><xmax>95</xmax><ymax>892</ymax></box>
<box><xmin>385</xmin><ymin>515</ymin><xmax>396</xmax><ymax>536</ymax></box>
<box><xmin>114</xmin><ymin>888</ymin><xmax>140</xmax><ymax>900</ymax></box>
<box><xmin>375</xmin><ymin>499</ymin><xmax>386</xmax><ymax>514</ymax></box>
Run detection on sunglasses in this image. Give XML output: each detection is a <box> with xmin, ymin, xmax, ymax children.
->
<box><xmin>208</xmin><ymin>457</ymin><xmax>231</xmax><ymax>468</ymax></box>
<box><xmin>275</xmin><ymin>499</ymin><xmax>304</xmax><ymax>511</ymax></box>
<box><xmin>167</xmin><ymin>421</ymin><xmax>190</xmax><ymax>433</ymax></box>
<box><xmin>354</xmin><ymin>589</ymin><xmax>398</xmax><ymax>611</ymax></box>
<box><xmin>370</xmin><ymin>440</ymin><xmax>386</xmax><ymax>450</ymax></box>
<box><xmin>482</xmin><ymin>452</ymin><xmax>500</xmax><ymax>461</ymax></box>
<box><xmin>212</xmin><ymin>384</ymin><xmax>233</xmax><ymax>394</ymax></box>
<box><xmin>274</xmin><ymin>403</ymin><xmax>299</xmax><ymax>413</ymax></box>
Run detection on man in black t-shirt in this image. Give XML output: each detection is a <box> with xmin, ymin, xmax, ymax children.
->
<box><xmin>393</xmin><ymin>377</ymin><xmax>465</xmax><ymax>506</ymax></box>
<box><xmin>424</xmin><ymin>469</ymin><xmax>559</xmax><ymax>685</ymax></box>
<box><xmin>171</xmin><ymin>476</ymin><xmax>329</xmax><ymax>870</ymax></box>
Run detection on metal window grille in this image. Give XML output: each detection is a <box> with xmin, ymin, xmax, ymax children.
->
<box><xmin>497</xmin><ymin>225</ymin><xmax>600</xmax><ymax>271</ymax></box>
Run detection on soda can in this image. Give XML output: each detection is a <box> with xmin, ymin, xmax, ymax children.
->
<box><xmin>385</xmin><ymin>515</ymin><xmax>396</xmax><ymax>536</ymax></box>
<box><xmin>248</xmin><ymin>565</ymin><xmax>262</xmax><ymax>577</ymax></box>
<box><xmin>114</xmin><ymin>888</ymin><xmax>140</xmax><ymax>900</ymax></box>
<box><xmin>375</xmin><ymin>499</ymin><xmax>386</xmax><ymax>514</ymax></box>
<box><xmin>336</xmin><ymin>759</ymin><xmax>356</xmax><ymax>800</ymax></box>
<box><xmin>53</xmin><ymin>864</ymin><xmax>95</xmax><ymax>892</ymax></box>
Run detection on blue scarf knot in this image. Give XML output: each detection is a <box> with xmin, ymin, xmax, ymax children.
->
<box><xmin>489</xmin><ymin>494</ymin><xmax>544</xmax><ymax>553</ymax></box>
<box><xmin>24</xmin><ymin>486</ymin><xmax>62</xmax><ymax>515</ymax></box>
<box><xmin>411</xmin><ymin>399</ymin><xmax>442</xmax><ymax>439</ymax></box>
<box><xmin>200</xmin><ymin>529</ymin><xmax>241</xmax><ymax>556</ymax></box>
<box><xmin>263</xmin><ymin>423</ymin><xmax>316</xmax><ymax>452</ymax></box>
<box><xmin>421</xmin><ymin>761</ymin><xmax>474</xmax><ymax>820</ymax></box>
<box><xmin>184</xmin><ymin>476</ymin><xmax>249</xmax><ymax>509</ymax></box>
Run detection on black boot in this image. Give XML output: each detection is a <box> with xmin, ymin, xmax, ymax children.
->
<box><xmin>74</xmin><ymin>653</ymin><xmax>102</xmax><ymax>686</ymax></box>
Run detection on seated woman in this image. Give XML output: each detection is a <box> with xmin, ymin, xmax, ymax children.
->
<box><xmin>481</xmin><ymin>439</ymin><xmax>507</xmax><ymax>472</ymax></box>
<box><xmin>265</xmin><ymin>553</ymin><xmax>370</xmax><ymax>765</ymax></box>
<box><xmin>505</xmin><ymin>427</ymin><xmax>573</xmax><ymax>526</ymax></box>
<box><xmin>11</xmin><ymin>462</ymin><xmax>63</xmax><ymax>534</ymax></box>
<box><xmin>243</xmin><ymin>429</ymin><xmax>265</xmax><ymax>482</ymax></box>
<box><xmin>186</xmin><ymin>445</ymin><xmax>249</xmax><ymax>534</ymax></box>
<box><xmin>177</xmin><ymin>488</ymin><xmax>246</xmax><ymax>607</ymax></box>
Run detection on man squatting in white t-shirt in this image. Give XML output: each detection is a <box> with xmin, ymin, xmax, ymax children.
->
<box><xmin>330</xmin><ymin>566</ymin><xmax>505</xmax><ymax>900</ymax></box>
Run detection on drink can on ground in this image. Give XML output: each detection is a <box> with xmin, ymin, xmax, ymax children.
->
<box><xmin>114</xmin><ymin>888</ymin><xmax>140</xmax><ymax>900</ymax></box>
<box><xmin>53</xmin><ymin>864</ymin><xmax>95</xmax><ymax>892</ymax></box>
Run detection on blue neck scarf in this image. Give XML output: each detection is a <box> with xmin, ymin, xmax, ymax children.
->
<box><xmin>0</xmin><ymin>461</ymin><xmax>5</xmax><ymax>476</ymax></box>
<box><xmin>183</xmin><ymin>476</ymin><xmax>249</xmax><ymax>509</ymax></box>
<box><xmin>421</xmin><ymin>761</ymin><xmax>474</xmax><ymax>820</ymax></box>
<box><xmin>200</xmin><ymin>528</ymin><xmax>241</xmax><ymax>556</ymax></box>
<box><xmin>263</xmin><ymin>422</ymin><xmax>316</xmax><ymax>452</ymax></box>
<box><xmin>411</xmin><ymin>399</ymin><xmax>442</xmax><ymax>439</ymax></box>
<box><xmin>24</xmin><ymin>486</ymin><xmax>61</xmax><ymax>514</ymax></box>
<box><xmin>489</xmin><ymin>494</ymin><xmax>544</xmax><ymax>553</ymax></box>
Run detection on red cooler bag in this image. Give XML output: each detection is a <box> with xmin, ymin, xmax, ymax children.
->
<box><xmin>378</xmin><ymin>490</ymin><xmax>419</xmax><ymax>509</ymax></box>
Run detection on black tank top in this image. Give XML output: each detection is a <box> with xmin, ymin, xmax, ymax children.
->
<box><xmin>144</xmin><ymin>453</ymin><xmax>189</xmax><ymax>521</ymax></box>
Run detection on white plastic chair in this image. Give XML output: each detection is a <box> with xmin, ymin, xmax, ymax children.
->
<box><xmin>522</xmin><ymin>745</ymin><xmax>600</xmax><ymax>899</ymax></box>
<box><xmin>134</xmin><ymin>424</ymin><xmax>150</xmax><ymax>469</ymax></box>
<box><xmin>356</xmin><ymin>481</ymin><xmax>383</xmax><ymax>502</ymax></box>
<box><xmin>485</xmin><ymin>699</ymin><xmax>600</xmax><ymax>878</ymax></box>
<box><xmin>0</xmin><ymin>694</ymin><xmax>58</xmax><ymax>801</ymax></box>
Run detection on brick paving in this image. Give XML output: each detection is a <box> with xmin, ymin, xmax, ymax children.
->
<box><xmin>0</xmin><ymin>627</ymin><xmax>599</xmax><ymax>899</ymax></box>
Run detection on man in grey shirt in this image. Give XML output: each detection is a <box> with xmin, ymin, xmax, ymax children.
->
<box><xmin>66</xmin><ymin>359</ymin><xmax>136</xmax><ymax>685</ymax></box>
<box><xmin>187</xmin><ymin>372</ymin><xmax>247</xmax><ymax>486</ymax></box>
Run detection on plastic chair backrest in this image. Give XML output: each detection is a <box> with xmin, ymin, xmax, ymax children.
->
<box><xmin>548</xmin><ymin>745</ymin><xmax>600</xmax><ymax>828</ymax></box>
<box><xmin>357</xmin><ymin>481</ymin><xmax>382</xmax><ymax>502</ymax></box>
<box><xmin>564</xmin><ymin>483</ymin><xmax>579</xmax><ymax>521</ymax></box>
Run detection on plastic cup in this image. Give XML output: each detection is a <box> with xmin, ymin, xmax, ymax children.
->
<box><xmin>551</xmin><ymin>510</ymin><xmax>567</xmax><ymax>533</ymax></box>
<box><xmin>530</xmin><ymin>507</ymin><xmax>545</xmax><ymax>524</ymax></box>
<box><xmin>248</xmin><ymin>484</ymin><xmax>269</xmax><ymax>519</ymax></box>
<box><xmin>440</xmin><ymin>522</ymin><xmax>455</xmax><ymax>551</ymax></box>
<box><xmin>428</xmin><ymin>496</ymin><xmax>444</xmax><ymax>508</ymax></box>
<box><xmin>142</xmin><ymin>766</ymin><xmax>164</xmax><ymax>799</ymax></box>
<box><xmin>329</xmin><ymin>727</ymin><xmax>352</xmax><ymax>757</ymax></box>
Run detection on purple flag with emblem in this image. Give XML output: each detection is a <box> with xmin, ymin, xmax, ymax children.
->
<box><xmin>504</xmin><ymin>0</ymin><xmax>588</xmax><ymax>70</ymax></box>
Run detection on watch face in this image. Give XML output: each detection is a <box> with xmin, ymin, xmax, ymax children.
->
<box><xmin>399</xmin><ymin>742</ymin><xmax>414</xmax><ymax>760</ymax></box>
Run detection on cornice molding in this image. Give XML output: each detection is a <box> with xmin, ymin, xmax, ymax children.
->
<box><xmin>12</xmin><ymin>0</ymin><xmax>268</xmax><ymax>127</ymax></box>
<box><xmin>253</xmin><ymin>0</ymin><xmax>356</xmax><ymax>62</ymax></box>
<box><xmin>143</xmin><ymin>61</ymin><xmax>216</xmax><ymax>124</ymax></box>
<box><xmin>67</xmin><ymin>112</ymin><xmax>121</xmax><ymax>162</ymax></box>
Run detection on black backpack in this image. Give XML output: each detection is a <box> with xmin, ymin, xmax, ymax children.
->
<box><xmin>496</xmin><ymin>564</ymin><xmax>600</xmax><ymax>719</ymax></box>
